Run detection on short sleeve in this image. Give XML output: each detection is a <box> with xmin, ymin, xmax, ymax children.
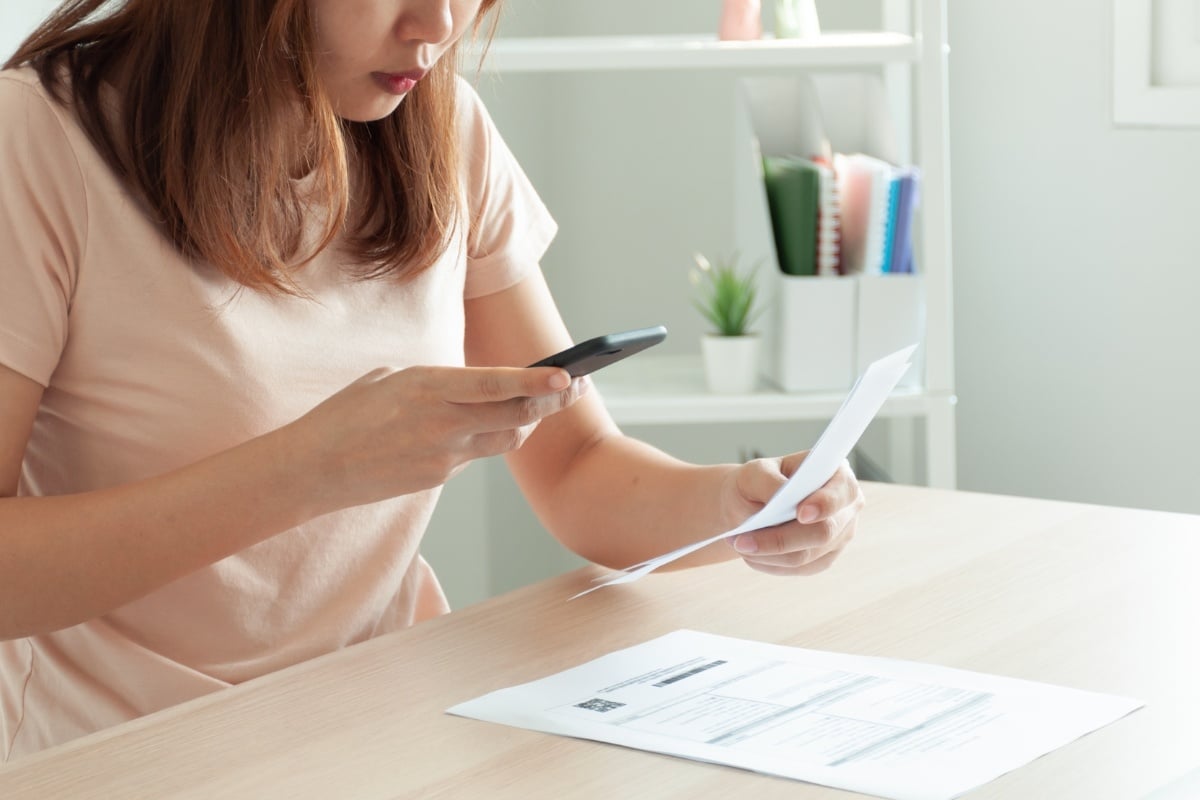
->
<box><xmin>456</xmin><ymin>78</ymin><xmax>557</xmax><ymax>299</ymax></box>
<box><xmin>0</xmin><ymin>72</ymin><xmax>87</xmax><ymax>387</ymax></box>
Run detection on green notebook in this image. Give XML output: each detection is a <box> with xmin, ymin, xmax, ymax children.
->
<box><xmin>762</xmin><ymin>155</ymin><xmax>820</xmax><ymax>276</ymax></box>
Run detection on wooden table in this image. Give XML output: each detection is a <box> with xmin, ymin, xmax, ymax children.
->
<box><xmin>2</xmin><ymin>482</ymin><xmax>1199</xmax><ymax>799</ymax></box>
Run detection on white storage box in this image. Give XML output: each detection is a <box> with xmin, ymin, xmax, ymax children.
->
<box><xmin>762</xmin><ymin>274</ymin><xmax>857</xmax><ymax>392</ymax></box>
<box><xmin>856</xmin><ymin>273</ymin><xmax>925</xmax><ymax>388</ymax></box>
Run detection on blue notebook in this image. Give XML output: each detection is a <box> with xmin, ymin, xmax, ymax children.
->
<box><xmin>880</xmin><ymin>175</ymin><xmax>902</xmax><ymax>274</ymax></box>
<box><xmin>887</xmin><ymin>168</ymin><xmax>921</xmax><ymax>274</ymax></box>
<box><xmin>879</xmin><ymin>168</ymin><xmax>920</xmax><ymax>274</ymax></box>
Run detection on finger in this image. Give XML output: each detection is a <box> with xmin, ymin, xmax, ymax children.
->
<box><xmin>743</xmin><ymin>547</ymin><xmax>846</xmax><ymax>577</ymax></box>
<box><xmin>740</xmin><ymin>516</ymin><xmax>856</xmax><ymax>569</ymax></box>
<box><xmin>460</xmin><ymin>378</ymin><xmax>589</xmax><ymax>435</ymax></box>
<box><xmin>436</xmin><ymin>366</ymin><xmax>572</xmax><ymax>404</ymax></box>
<box><xmin>736</xmin><ymin>458</ymin><xmax>787</xmax><ymax>505</ymax></box>
<box><xmin>731</xmin><ymin>516</ymin><xmax>837</xmax><ymax>557</ymax></box>
<box><xmin>796</xmin><ymin>460</ymin><xmax>862</xmax><ymax>524</ymax></box>
<box><xmin>469</xmin><ymin>421</ymin><xmax>541</xmax><ymax>458</ymax></box>
<box><xmin>733</xmin><ymin>498</ymin><xmax>860</xmax><ymax>556</ymax></box>
<box><xmin>778</xmin><ymin>450</ymin><xmax>809</xmax><ymax>477</ymax></box>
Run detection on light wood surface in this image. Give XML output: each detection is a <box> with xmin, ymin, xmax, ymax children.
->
<box><xmin>2</xmin><ymin>482</ymin><xmax>1198</xmax><ymax>798</ymax></box>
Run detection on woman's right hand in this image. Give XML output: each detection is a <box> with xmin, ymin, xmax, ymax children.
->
<box><xmin>281</xmin><ymin>365</ymin><xmax>590</xmax><ymax>512</ymax></box>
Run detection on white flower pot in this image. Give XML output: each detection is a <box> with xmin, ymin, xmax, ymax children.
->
<box><xmin>701</xmin><ymin>334</ymin><xmax>761</xmax><ymax>394</ymax></box>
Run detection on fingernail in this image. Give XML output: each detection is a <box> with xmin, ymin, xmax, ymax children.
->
<box><xmin>576</xmin><ymin>375</ymin><xmax>592</xmax><ymax>395</ymax></box>
<box><xmin>799</xmin><ymin>505</ymin><xmax>819</xmax><ymax>523</ymax></box>
<box><xmin>548</xmin><ymin>370</ymin><xmax>570</xmax><ymax>390</ymax></box>
<box><xmin>733</xmin><ymin>535</ymin><xmax>758</xmax><ymax>554</ymax></box>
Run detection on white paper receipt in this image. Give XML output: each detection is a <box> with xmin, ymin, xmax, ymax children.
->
<box><xmin>447</xmin><ymin>630</ymin><xmax>1142</xmax><ymax>800</ymax></box>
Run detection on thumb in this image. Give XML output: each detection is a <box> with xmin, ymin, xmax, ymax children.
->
<box><xmin>735</xmin><ymin>457</ymin><xmax>788</xmax><ymax>505</ymax></box>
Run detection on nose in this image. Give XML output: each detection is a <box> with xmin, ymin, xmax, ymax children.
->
<box><xmin>396</xmin><ymin>0</ymin><xmax>455</xmax><ymax>46</ymax></box>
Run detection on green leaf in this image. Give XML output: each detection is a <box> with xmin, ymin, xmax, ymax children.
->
<box><xmin>689</xmin><ymin>252</ymin><xmax>762</xmax><ymax>336</ymax></box>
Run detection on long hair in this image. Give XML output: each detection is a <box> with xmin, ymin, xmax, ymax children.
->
<box><xmin>5</xmin><ymin>0</ymin><xmax>500</xmax><ymax>294</ymax></box>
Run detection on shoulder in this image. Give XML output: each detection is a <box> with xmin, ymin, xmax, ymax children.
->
<box><xmin>453</xmin><ymin>74</ymin><xmax>495</xmax><ymax>146</ymax></box>
<box><xmin>452</xmin><ymin>74</ymin><xmax>524</xmax><ymax>188</ymax></box>
<box><xmin>453</xmin><ymin>74</ymin><xmax>487</xmax><ymax>117</ymax></box>
<box><xmin>0</xmin><ymin>66</ymin><xmax>83</xmax><ymax>153</ymax></box>
<box><xmin>452</xmin><ymin>75</ymin><xmax>501</xmax><ymax>197</ymax></box>
<box><xmin>0</xmin><ymin>66</ymin><xmax>63</xmax><ymax>115</ymax></box>
<box><xmin>0</xmin><ymin>66</ymin><xmax>89</xmax><ymax>267</ymax></box>
<box><xmin>0</xmin><ymin>65</ymin><xmax>47</xmax><ymax>93</ymax></box>
<box><xmin>0</xmin><ymin>66</ymin><xmax>88</xmax><ymax>196</ymax></box>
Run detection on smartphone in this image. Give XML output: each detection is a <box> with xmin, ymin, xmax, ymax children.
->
<box><xmin>527</xmin><ymin>325</ymin><xmax>668</xmax><ymax>378</ymax></box>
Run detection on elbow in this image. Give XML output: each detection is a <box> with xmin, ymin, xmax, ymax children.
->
<box><xmin>0</xmin><ymin>609</ymin><xmax>44</xmax><ymax>642</ymax></box>
<box><xmin>0</xmin><ymin>614</ymin><xmax>36</xmax><ymax>642</ymax></box>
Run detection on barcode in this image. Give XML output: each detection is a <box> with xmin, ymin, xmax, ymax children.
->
<box><xmin>653</xmin><ymin>659</ymin><xmax>728</xmax><ymax>687</ymax></box>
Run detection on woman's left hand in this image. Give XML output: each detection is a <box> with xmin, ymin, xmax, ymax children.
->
<box><xmin>720</xmin><ymin>454</ymin><xmax>865</xmax><ymax>576</ymax></box>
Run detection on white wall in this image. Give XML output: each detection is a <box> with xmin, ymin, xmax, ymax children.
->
<box><xmin>0</xmin><ymin>0</ymin><xmax>56</xmax><ymax>63</ymax></box>
<box><xmin>949</xmin><ymin>1</ymin><xmax>1200</xmax><ymax>513</ymax></box>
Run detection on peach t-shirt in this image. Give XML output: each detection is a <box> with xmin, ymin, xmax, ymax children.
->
<box><xmin>0</xmin><ymin>68</ymin><xmax>556</xmax><ymax>761</ymax></box>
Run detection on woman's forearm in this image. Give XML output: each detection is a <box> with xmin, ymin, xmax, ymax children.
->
<box><xmin>523</xmin><ymin>431</ymin><xmax>742</xmax><ymax>571</ymax></box>
<box><xmin>0</xmin><ymin>426</ymin><xmax>323</xmax><ymax>640</ymax></box>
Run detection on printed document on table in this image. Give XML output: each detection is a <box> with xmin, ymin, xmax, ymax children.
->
<box><xmin>447</xmin><ymin>630</ymin><xmax>1142</xmax><ymax>800</ymax></box>
<box><xmin>576</xmin><ymin>344</ymin><xmax>916</xmax><ymax>598</ymax></box>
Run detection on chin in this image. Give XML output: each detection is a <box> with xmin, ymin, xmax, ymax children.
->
<box><xmin>338</xmin><ymin>97</ymin><xmax>406</xmax><ymax>123</ymax></box>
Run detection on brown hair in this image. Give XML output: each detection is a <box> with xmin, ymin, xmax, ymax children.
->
<box><xmin>5</xmin><ymin>0</ymin><xmax>500</xmax><ymax>293</ymax></box>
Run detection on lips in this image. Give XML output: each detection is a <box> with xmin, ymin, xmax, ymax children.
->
<box><xmin>383</xmin><ymin>69</ymin><xmax>428</xmax><ymax>83</ymax></box>
<box><xmin>372</xmin><ymin>69</ymin><xmax>428</xmax><ymax>96</ymax></box>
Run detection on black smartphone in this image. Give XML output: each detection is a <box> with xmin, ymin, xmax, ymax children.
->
<box><xmin>527</xmin><ymin>325</ymin><xmax>668</xmax><ymax>378</ymax></box>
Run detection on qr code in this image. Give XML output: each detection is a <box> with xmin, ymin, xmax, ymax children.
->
<box><xmin>575</xmin><ymin>698</ymin><xmax>625</xmax><ymax>713</ymax></box>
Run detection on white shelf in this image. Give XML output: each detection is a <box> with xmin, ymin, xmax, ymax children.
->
<box><xmin>459</xmin><ymin>1</ymin><xmax>956</xmax><ymax>487</ymax></box>
<box><xmin>593</xmin><ymin>355</ymin><xmax>946</xmax><ymax>426</ymax></box>
<box><xmin>469</xmin><ymin>32</ymin><xmax>918</xmax><ymax>73</ymax></box>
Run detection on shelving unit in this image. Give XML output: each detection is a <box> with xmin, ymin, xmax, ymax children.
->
<box><xmin>466</xmin><ymin>0</ymin><xmax>955</xmax><ymax>489</ymax></box>
<box><xmin>590</xmin><ymin>354</ymin><xmax>934</xmax><ymax>426</ymax></box>
<box><xmin>475</xmin><ymin>32</ymin><xmax>919</xmax><ymax>72</ymax></box>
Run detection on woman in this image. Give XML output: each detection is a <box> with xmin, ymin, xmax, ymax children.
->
<box><xmin>0</xmin><ymin>0</ymin><xmax>864</xmax><ymax>760</ymax></box>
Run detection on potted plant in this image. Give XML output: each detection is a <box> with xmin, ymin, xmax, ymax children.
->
<box><xmin>690</xmin><ymin>252</ymin><xmax>763</xmax><ymax>394</ymax></box>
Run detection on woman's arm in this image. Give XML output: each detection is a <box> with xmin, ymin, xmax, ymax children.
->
<box><xmin>0</xmin><ymin>360</ymin><xmax>586</xmax><ymax>640</ymax></box>
<box><xmin>0</xmin><ymin>363</ymin><xmax>325</xmax><ymax>639</ymax></box>
<box><xmin>465</xmin><ymin>271</ymin><xmax>863</xmax><ymax>573</ymax></box>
